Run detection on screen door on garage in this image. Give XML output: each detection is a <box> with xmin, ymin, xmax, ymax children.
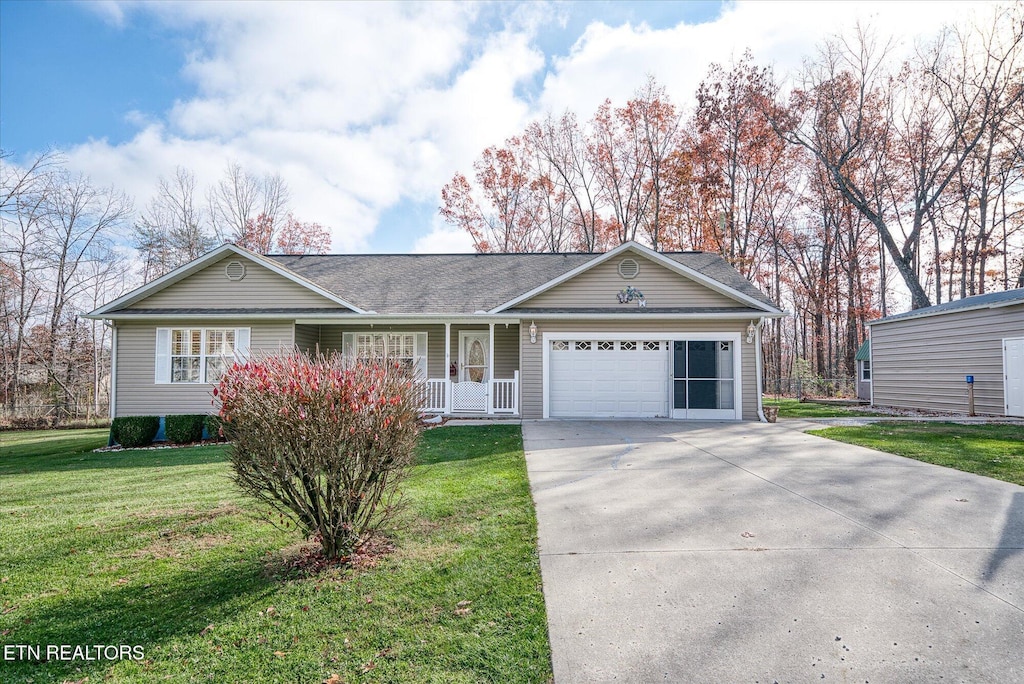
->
<box><xmin>672</xmin><ymin>340</ymin><xmax>736</xmax><ymax>419</ymax></box>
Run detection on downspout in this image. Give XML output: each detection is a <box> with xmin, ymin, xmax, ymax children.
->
<box><xmin>755</xmin><ymin>317</ymin><xmax>767</xmax><ymax>422</ymax></box>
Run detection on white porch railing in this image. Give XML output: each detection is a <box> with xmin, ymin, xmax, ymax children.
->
<box><xmin>421</xmin><ymin>373</ymin><xmax>519</xmax><ymax>415</ymax></box>
<box><xmin>424</xmin><ymin>379</ymin><xmax>448</xmax><ymax>413</ymax></box>
<box><xmin>492</xmin><ymin>371</ymin><xmax>519</xmax><ymax>414</ymax></box>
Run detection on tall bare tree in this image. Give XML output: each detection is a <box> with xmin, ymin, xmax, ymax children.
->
<box><xmin>40</xmin><ymin>171</ymin><xmax>131</xmax><ymax>412</ymax></box>
<box><xmin>0</xmin><ymin>151</ymin><xmax>54</xmax><ymax>409</ymax></box>
<box><xmin>133</xmin><ymin>167</ymin><xmax>216</xmax><ymax>281</ymax></box>
<box><xmin>208</xmin><ymin>162</ymin><xmax>290</xmax><ymax>250</ymax></box>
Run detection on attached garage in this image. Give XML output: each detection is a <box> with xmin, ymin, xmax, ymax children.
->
<box><xmin>544</xmin><ymin>333</ymin><xmax>742</xmax><ymax>420</ymax></box>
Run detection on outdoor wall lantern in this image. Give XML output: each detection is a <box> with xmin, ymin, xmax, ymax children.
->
<box><xmin>745</xmin><ymin>320</ymin><xmax>757</xmax><ymax>344</ymax></box>
<box><xmin>529</xmin><ymin>321</ymin><xmax>538</xmax><ymax>344</ymax></box>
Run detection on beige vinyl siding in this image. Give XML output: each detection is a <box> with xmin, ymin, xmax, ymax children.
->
<box><xmin>520</xmin><ymin>319</ymin><xmax>759</xmax><ymax>420</ymax></box>
<box><xmin>294</xmin><ymin>324</ymin><xmax>321</xmax><ymax>354</ymax></box>
<box><xmin>870</xmin><ymin>304</ymin><xmax>1024</xmax><ymax>415</ymax></box>
<box><xmin>130</xmin><ymin>255</ymin><xmax>345</xmax><ymax>310</ymax></box>
<box><xmin>493</xmin><ymin>324</ymin><xmax>519</xmax><ymax>379</ymax></box>
<box><xmin>521</xmin><ymin>253</ymin><xmax>744</xmax><ymax>309</ymax></box>
<box><xmin>114</xmin><ymin>320</ymin><xmax>295</xmax><ymax>417</ymax></box>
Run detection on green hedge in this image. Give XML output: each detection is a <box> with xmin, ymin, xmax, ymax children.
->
<box><xmin>165</xmin><ymin>414</ymin><xmax>207</xmax><ymax>444</ymax></box>
<box><xmin>204</xmin><ymin>414</ymin><xmax>225</xmax><ymax>441</ymax></box>
<box><xmin>111</xmin><ymin>416</ymin><xmax>160</xmax><ymax>448</ymax></box>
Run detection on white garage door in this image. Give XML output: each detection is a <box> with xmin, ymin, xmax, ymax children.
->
<box><xmin>549</xmin><ymin>339</ymin><xmax>669</xmax><ymax>417</ymax></box>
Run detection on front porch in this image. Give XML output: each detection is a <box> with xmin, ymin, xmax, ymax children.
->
<box><xmin>423</xmin><ymin>372</ymin><xmax>520</xmax><ymax>415</ymax></box>
<box><xmin>294</xmin><ymin>320</ymin><xmax>521</xmax><ymax>416</ymax></box>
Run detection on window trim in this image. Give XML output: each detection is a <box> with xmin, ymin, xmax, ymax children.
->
<box><xmin>860</xmin><ymin>359</ymin><xmax>872</xmax><ymax>382</ymax></box>
<box><xmin>155</xmin><ymin>327</ymin><xmax>250</xmax><ymax>385</ymax></box>
<box><xmin>343</xmin><ymin>331</ymin><xmax>428</xmax><ymax>378</ymax></box>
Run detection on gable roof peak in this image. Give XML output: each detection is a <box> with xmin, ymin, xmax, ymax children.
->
<box><xmin>86</xmin><ymin>242</ymin><xmax>366</xmax><ymax>318</ymax></box>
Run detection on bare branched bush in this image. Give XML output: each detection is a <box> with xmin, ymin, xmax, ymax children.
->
<box><xmin>215</xmin><ymin>351</ymin><xmax>421</xmax><ymax>560</ymax></box>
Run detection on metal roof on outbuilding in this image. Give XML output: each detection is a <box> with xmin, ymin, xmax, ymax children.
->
<box><xmin>868</xmin><ymin>288</ymin><xmax>1024</xmax><ymax>326</ymax></box>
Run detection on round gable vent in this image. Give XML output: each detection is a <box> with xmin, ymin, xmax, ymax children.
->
<box><xmin>618</xmin><ymin>258</ymin><xmax>640</xmax><ymax>279</ymax></box>
<box><xmin>225</xmin><ymin>260</ymin><xmax>247</xmax><ymax>281</ymax></box>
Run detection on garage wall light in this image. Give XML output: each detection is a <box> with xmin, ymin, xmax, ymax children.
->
<box><xmin>746</xmin><ymin>320</ymin><xmax>757</xmax><ymax>344</ymax></box>
<box><xmin>529</xmin><ymin>321</ymin><xmax>538</xmax><ymax>344</ymax></box>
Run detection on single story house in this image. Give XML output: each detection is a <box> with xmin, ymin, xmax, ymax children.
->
<box><xmin>85</xmin><ymin>241</ymin><xmax>784</xmax><ymax>421</ymax></box>
<box><xmin>855</xmin><ymin>339</ymin><xmax>871</xmax><ymax>401</ymax></box>
<box><xmin>866</xmin><ymin>288</ymin><xmax>1024</xmax><ymax>416</ymax></box>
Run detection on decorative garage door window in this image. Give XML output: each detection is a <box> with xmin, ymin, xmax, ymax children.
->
<box><xmin>673</xmin><ymin>340</ymin><xmax>735</xmax><ymax>411</ymax></box>
<box><xmin>553</xmin><ymin>340</ymin><xmax>660</xmax><ymax>352</ymax></box>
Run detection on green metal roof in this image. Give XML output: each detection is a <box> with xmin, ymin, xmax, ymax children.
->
<box><xmin>855</xmin><ymin>339</ymin><xmax>871</xmax><ymax>362</ymax></box>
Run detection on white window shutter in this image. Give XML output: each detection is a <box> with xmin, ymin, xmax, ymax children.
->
<box><xmin>235</xmin><ymin>328</ymin><xmax>251</xmax><ymax>361</ymax></box>
<box><xmin>342</xmin><ymin>332</ymin><xmax>355</xmax><ymax>360</ymax></box>
<box><xmin>155</xmin><ymin>328</ymin><xmax>171</xmax><ymax>383</ymax></box>
<box><xmin>415</xmin><ymin>332</ymin><xmax>428</xmax><ymax>379</ymax></box>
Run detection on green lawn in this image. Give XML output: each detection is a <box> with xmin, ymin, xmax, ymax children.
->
<box><xmin>0</xmin><ymin>426</ymin><xmax>551</xmax><ymax>683</ymax></box>
<box><xmin>763</xmin><ymin>397</ymin><xmax>877</xmax><ymax>418</ymax></box>
<box><xmin>810</xmin><ymin>422</ymin><xmax>1024</xmax><ymax>486</ymax></box>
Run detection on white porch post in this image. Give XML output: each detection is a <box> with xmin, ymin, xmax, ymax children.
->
<box><xmin>444</xmin><ymin>322</ymin><xmax>452</xmax><ymax>413</ymax></box>
<box><xmin>487</xmin><ymin>322</ymin><xmax>495</xmax><ymax>414</ymax></box>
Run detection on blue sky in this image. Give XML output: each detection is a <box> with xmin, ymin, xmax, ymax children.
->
<box><xmin>0</xmin><ymin>1</ymin><xmax>985</xmax><ymax>254</ymax></box>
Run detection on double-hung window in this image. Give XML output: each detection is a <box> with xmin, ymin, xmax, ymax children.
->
<box><xmin>344</xmin><ymin>332</ymin><xmax>427</xmax><ymax>377</ymax></box>
<box><xmin>156</xmin><ymin>327</ymin><xmax>250</xmax><ymax>384</ymax></box>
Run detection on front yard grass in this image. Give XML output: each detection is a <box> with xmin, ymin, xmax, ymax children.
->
<box><xmin>0</xmin><ymin>425</ymin><xmax>551</xmax><ymax>683</ymax></box>
<box><xmin>763</xmin><ymin>397</ymin><xmax>877</xmax><ymax>418</ymax></box>
<box><xmin>810</xmin><ymin>422</ymin><xmax>1024</xmax><ymax>487</ymax></box>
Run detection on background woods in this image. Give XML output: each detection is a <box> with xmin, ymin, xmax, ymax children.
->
<box><xmin>0</xmin><ymin>157</ymin><xmax>332</xmax><ymax>425</ymax></box>
<box><xmin>441</xmin><ymin>6</ymin><xmax>1024</xmax><ymax>385</ymax></box>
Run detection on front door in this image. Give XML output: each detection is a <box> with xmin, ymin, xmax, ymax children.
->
<box><xmin>1005</xmin><ymin>337</ymin><xmax>1024</xmax><ymax>417</ymax></box>
<box><xmin>453</xmin><ymin>331</ymin><xmax>489</xmax><ymax>412</ymax></box>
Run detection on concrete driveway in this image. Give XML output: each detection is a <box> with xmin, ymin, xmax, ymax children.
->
<box><xmin>523</xmin><ymin>420</ymin><xmax>1024</xmax><ymax>683</ymax></box>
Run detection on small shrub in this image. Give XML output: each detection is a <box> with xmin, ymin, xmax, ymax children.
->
<box><xmin>111</xmin><ymin>416</ymin><xmax>160</xmax><ymax>448</ymax></box>
<box><xmin>215</xmin><ymin>351</ymin><xmax>421</xmax><ymax>560</ymax></box>
<box><xmin>165</xmin><ymin>414</ymin><xmax>206</xmax><ymax>444</ymax></box>
<box><xmin>204</xmin><ymin>414</ymin><xmax>224</xmax><ymax>441</ymax></box>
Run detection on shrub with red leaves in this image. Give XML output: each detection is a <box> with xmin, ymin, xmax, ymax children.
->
<box><xmin>215</xmin><ymin>351</ymin><xmax>421</xmax><ymax>560</ymax></box>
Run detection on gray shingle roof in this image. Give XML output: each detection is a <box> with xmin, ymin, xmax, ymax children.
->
<box><xmin>114</xmin><ymin>308</ymin><xmax>353</xmax><ymax>316</ymax></box>
<box><xmin>871</xmin><ymin>288</ymin><xmax>1024</xmax><ymax>325</ymax></box>
<box><xmin>265</xmin><ymin>251</ymin><xmax>778</xmax><ymax>315</ymax></box>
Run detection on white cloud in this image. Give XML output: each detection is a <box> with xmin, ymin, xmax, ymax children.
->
<box><xmin>63</xmin><ymin>0</ymin><xmax>995</xmax><ymax>255</ymax></box>
<box><xmin>413</xmin><ymin>217</ymin><xmax>477</xmax><ymax>254</ymax></box>
<box><xmin>538</xmin><ymin>0</ymin><xmax>990</xmax><ymax>119</ymax></box>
